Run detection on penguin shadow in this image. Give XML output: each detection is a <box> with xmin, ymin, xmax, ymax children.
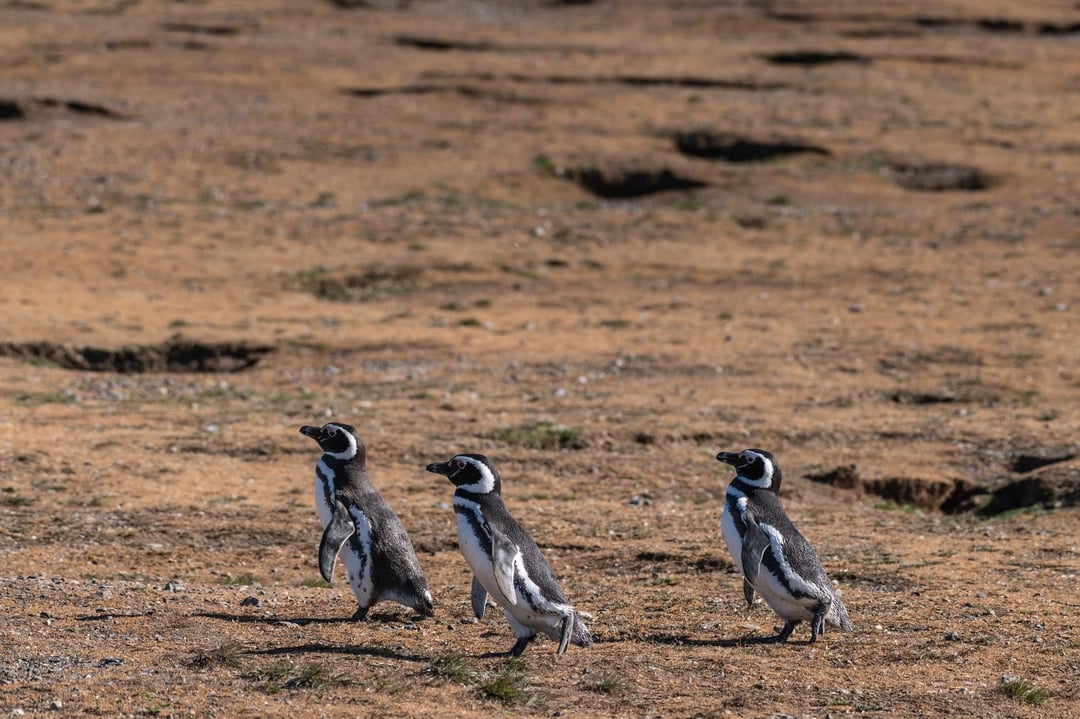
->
<box><xmin>246</xmin><ymin>643</ymin><xmax>428</xmax><ymax>664</ymax></box>
<box><xmin>194</xmin><ymin>609</ymin><xmax>431</xmax><ymax>626</ymax></box>
<box><xmin>193</xmin><ymin>611</ymin><xmax>431</xmax><ymax>663</ymax></box>
<box><xmin>643</xmin><ymin>632</ymin><xmax>788</xmax><ymax>648</ymax></box>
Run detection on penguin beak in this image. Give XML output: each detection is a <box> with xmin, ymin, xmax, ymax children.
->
<box><xmin>299</xmin><ymin>425</ymin><xmax>322</xmax><ymax>440</ymax></box>
<box><xmin>426</xmin><ymin>461</ymin><xmax>452</xmax><ymax>478</ymax></box>
<box><xmin>716</xmin><ymin>451</ymin><xmax>742</xmax><ymax>467</ymax></box>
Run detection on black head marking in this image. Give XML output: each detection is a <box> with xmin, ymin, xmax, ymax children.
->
<box><xmin>299</xmin><ymin>422</ymin><xmax>365</xmax><ymax>462</ymax></box>
<box><xmin>426</xmin><ymin>453</ymin><xmax>501</xmax><ymax>495</ymax></box>
<box><xmin>716</xmin><ymin>448</ymin><xmax>781</xmax><ymax>493</ymax></box>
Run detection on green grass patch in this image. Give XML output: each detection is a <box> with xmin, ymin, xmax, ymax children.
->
<box><xmin>486</xmin><ymin>420</ymin><xmax>587</xmax><ymax>451</ymax></box>
<box><xmin>422</xmin><ymin>653</ymin><xmax>478</xmax><ymax>684</ymax></box>
<box><xmin>582</xmin><ymin>670</ymin><xmax>628</xmax><ymax>696</ymax></box>
<box><xmin>1002</xmin><ymin>678</ymin><xmax>1050</xmax><ymax>705</ymax></box>
<box><xmin>184</xmin><ymin>642</ymin><xmax>246</xmax><ymax>670</ymax></box>
<box><xmin>217</xmin><ymin>572</ymin><xmax>261</xmax><ymax>587</ymax></box>
<box><xmin>292</xmin><ymin>265</ymin><xmax>421</xmax><ymax>303</ymax></box>
<box><xmin>1</xmin><ymin>493</ymin><xmax>35</xmax><ymax>507</ymax></box>
<box><xmin>476</xmin><ymin>658</ymin><xmax>530</xmax><ymax>705</ymax></box>
<box><xmin>298</xmin><ymin>578</ymin><xmax>330</xmax><ymax>588</ymax></box>
<box><xmin>15</xmin><ymin>391</ymin><xmax>75</xmax><ymax>406</ymax></box>
<box><xmin>246</xmin><ymin>662</ymin><xmax>353</xmax><ymax>693</ymax></box>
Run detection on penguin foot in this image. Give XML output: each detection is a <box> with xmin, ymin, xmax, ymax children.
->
<box><xmin>351</xmin><ymin>606</ymin><xmax>369</xmax><ymax>622</ymax></box>
<box><xmin>810</xmin><ymin>608</ymin><xmax>827</xmax><ymax>642</ymax></box>
<box><xmin>773</xmin><ymin>621</ymin><xmax>798</xmax><ymax>643</ymax></box>
<box><xmin>508</xmin><ymin>634</ymin><xmax>536</xmax><ymax>657</ymax></box>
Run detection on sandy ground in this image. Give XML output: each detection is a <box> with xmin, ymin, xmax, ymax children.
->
<box><xmin>1</xmin><ymin>1</ymin><xmax>1078</xmax><ymax>717</ymax></box>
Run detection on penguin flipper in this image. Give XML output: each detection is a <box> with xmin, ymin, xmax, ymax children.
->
<box><xmin>318</xmin><ymin>499</ymin><xmax>356</xmax><ymax>583</ymax></box>
<box><xmin>740</xmin><ymin>520</ymin><xmax>771</xmax><ymax>586</ymax></box>
<box><xmin>470</xmin><ymin>575</ymin><xmax>488</xmax><ymax>620</ymax></box>
<box><xmin>742</xmin><ymin>578</ymin><xmax>756</xmax><ymax>608</ymax></box>
<box><xmin>487</xmin><ymin>523</ymin><xmax>521</xmax><ymax>607</ymax></box>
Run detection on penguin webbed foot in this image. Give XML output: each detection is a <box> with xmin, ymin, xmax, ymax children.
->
<box><xmin>351</xmin><ymin>606</ymin><xmax>369</xmax><ymax>622</ymax></box>
<box><xmin>773</xmin><ymin>621</ymin><xmax>798</xmax><ymax>643</ymax></box>
<box><xmin>508</xmin><ymin>634</ymin><xmax>536</xmax><ymax>657</ymax></box>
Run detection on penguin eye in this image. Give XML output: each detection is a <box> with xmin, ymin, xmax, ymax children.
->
<box><xmin>326</xmin><ymin>426</ymin><xmax>337</xmax><ymax>437</ymax></box>
<box><xmin>454</xmin><ymin>459</ymin><xmax>466</xmax><ymax>469</ymax></box>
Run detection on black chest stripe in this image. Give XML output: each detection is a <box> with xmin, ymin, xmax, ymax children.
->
<box><xmin>454</xmin><ymin>503</ymin><xmax>493</xmax><ymax>556</ymax></box>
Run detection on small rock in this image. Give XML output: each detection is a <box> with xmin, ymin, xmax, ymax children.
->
<box><xmin>240</xmin><ymin>596</ymin><xmax>260</xmax><ymax>608</ymax></box>
<box><xmin>50</xmin><ymin>700</ymin><xmax>63</xmax><ymax>711</ymax></box>
<box><xmin>945</xmin><ymin>631</ymin><xmax>961</xmax><ymax>642</ymax></box>
<box><xmin>162</xmin><ymin>579</ymin><xmax>185</xmax><ymax>593</ymax></box>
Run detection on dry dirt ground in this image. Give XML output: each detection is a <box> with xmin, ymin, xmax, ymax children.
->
<box><xmin>1</xmin><ymin>1</ymin><xmax>1078</xmax><ymax>717</ymax></box>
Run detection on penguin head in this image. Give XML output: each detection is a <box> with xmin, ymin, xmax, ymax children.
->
<box><xmin>716</xmin><ymin>448</ymin><xmax>781</xmax><ymax>493</ymax></box>
<box><xmin>426</xmin><ymin>453</ymin><xmax>501</xmax><ymax>495</ymax></box>
<box><xmin>299</xmin><ymin>422</ymin><xmax>365</xmax><ymax>462</ymax></box>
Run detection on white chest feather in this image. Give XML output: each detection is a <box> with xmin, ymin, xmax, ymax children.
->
<box><xmin>314</xmin><ymin>459</ymin><xmax>336</xmax><ymax>527</ymax></box>
<box><xmin>344</xmin><ymin>506</ymin><xmax>376</xmax><ymax>603</ymax></box>
<box><xmin>454</xmin><ymin>498</ymin><xmax>502</xmax><ymax>597</ymax></box>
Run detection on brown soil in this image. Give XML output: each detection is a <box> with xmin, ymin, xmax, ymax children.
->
<box><xmin>1</xmin><ymin>1</ymin><xmax>1078</xmax><ymax>717</ymax></box>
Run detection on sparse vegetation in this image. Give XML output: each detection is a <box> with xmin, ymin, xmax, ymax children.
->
<box><xmin>184</xmin><ymin>642</ymin><xmax>246</xmax><ymax>670</ymax></box>
<box><xmin>216</xmin><ymin>573</ymin><xmax>261</xmax><ymax>587</ymax></box>
<box><xmin>245</xmin><ymin>662</ymin><xmax>353</xmax><ymax>693</ymax></box>
<box><xmin>476</xmin><ymin>658</ymin><xmax>531</xmax><ymax>705</ymax></box>
<box><xmin>582</xmin><ymin>671</ymin><xmax>628</xmax><ymax>696</ymax></box>
<box><xmin>292</xmin><ymin>265</ymin><xmax>421</xmax><ymax>303</ymax></box>
<box><xmin>422</xmin><ymin>653</ymin><xmax>477</xmax><ymax>684</ymax></box>
<box><xmin>1002</xmin><ymin>678</ymin><xmax>1050</xmax><ymax>706</ymax></box>
<box><xmin>486</xmin><ymin>420</ymin><xmax>587</xmax><ymax>450</ymax></box>
<box><xmin>1</xmin><ymin>489</ymin><xmax>34</xmax><ymax>507</ymax></box>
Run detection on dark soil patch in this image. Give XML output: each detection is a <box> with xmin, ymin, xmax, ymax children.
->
<box><xmin>889</xmin><ymin>161</ymin><xmax>992</xmax><ymax>191</ymax></box>
<box><xmin>1010</xmin><ymin>447</ymin><xmax>1077</xmax><ymax>474</ymax></box>
<box><xmin>0</xmin><ymin>100</ymin><xmax>24</xmax><ymax>120</ymax></box>
<box><xmin>0</xmin><ymin>338</ymin><xmax>273</xmax><ymax>373</ymax></box>
<box><xmin>393</xmin><ymin>35</ymin><xmax>494</xmax><ymax>52</ymax></box>
<box><xmin>1037</xmin><ymin>22</ymin><xmax>1080</xmax><ymax>36</ymax></box>
<box><xmin>674</xmin><ymin>130</ymin><xmax>829</xmax><ymax>163</ymax></box>
<box><xmin>568</xmin><ymin>164</ymin><xmax>707</xmax><ymax>198</ymax></box>
<box><xmin>978</xmin><ymin>468</ymin><xmax>1080</xmax><ymax>516</ymax></box>
<box><xmin>161</xmin><ymin>22</ymin><xmax>244</xmax><ymax>36</ymax></box>
<box><xmin>762</xmin><ymin>50</ymin><xmax>869</xmax><ymax>66</ymax></box>
<box><xmin>804</xmin><ymin>465</ymin><xmax>983</xmax><ymax>513</ymax></box>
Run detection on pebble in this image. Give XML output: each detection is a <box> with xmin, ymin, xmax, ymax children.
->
<box><xmin>945</xmin><ymin>631</ymin><xmax>960</xmax><ymax>642</ymax></box>
<box><xmin>240</xmin><ymin>596</ymin><xmax>260</xmax><ymax>607</ymax></box>
<box><xmin>50</xmin><ymin>700</ymin><xmax>62</xmax><ymax>711</ymax></box>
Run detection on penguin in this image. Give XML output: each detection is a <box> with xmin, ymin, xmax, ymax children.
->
<box><xmin>426</xmin><ymin>453</ymin><xmax>592</xmax><ymax>656</ymax></box>
<box><xmin>299</xmin><ymin>422</ymin><xmax>434</xmax><ymax>620</ymax></box>
<box><xmin>716</xmin><ymin>448</ymin><xmax>852</xmax><ymax>643</ymax></box>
